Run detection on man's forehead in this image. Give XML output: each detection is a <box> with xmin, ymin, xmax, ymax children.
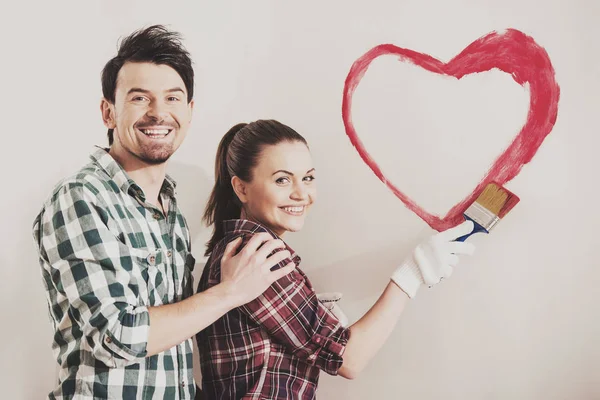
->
<box><xmin>116</xmin><ymin>62</ymin><xmax>186</xmax><ymax>93</ymax></box>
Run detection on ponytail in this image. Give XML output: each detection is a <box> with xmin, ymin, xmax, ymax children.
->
<box><xmin>203</xmin><ymin>123</ymin><xmax>246</xmax><ymax>256</ymax></box>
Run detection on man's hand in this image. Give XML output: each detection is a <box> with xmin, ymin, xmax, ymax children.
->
<box><xmin>147</xmin><ymin>235</ymin><xmax>294</xmax><ymax>356</ymax></box>
<box><xmin>220</xmin><ymin>232</ymin><xmax>296</xmax><ymax>307</ymax></box>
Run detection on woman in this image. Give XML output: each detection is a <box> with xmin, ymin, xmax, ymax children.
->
<box><xmin>195</xmin><ymin>120</ymin><xmax>475</xmax><ymax>399</ymax></box>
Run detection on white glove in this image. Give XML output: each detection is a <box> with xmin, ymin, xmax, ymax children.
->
<box><xmin>391</xmin><ymin>220</ymin><xmax>476</xmax><ymax>298</ymax></box>
<box><xmin>317</xmin><ymin>292</ymin><xmax>349</xmax><ymax>327</ymax></box>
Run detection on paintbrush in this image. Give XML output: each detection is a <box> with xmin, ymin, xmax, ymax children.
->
<box><xmin>456</xmin><ymin>182</ymin><xmax>520</xmax><ymax>242</ymax></box>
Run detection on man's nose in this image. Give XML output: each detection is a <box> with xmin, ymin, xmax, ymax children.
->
<box><xmin>146</xmin><ymin>101</ymin><xmax>169</xmax><ymax>122</ymax></box>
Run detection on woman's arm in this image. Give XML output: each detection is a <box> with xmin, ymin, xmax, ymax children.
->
<box><xmin>338</xmin><ymin>282</ymin><xmax>408</xmax><ymax>379</ymax></box>
<box><xmin>338</xmin><ymin>220</ymin><xmax>476</xmax><ymax>379</ymax></box>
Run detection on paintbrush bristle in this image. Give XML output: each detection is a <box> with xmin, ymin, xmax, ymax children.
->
<box><xmin>497</xmin><ymin>190</ymin><xmax>520</xmax><ymax>218</ymax></box>
<box><xmin>475</xmin><ymin>182</ymin><xmax>520</xmax><ymax>219</ymax></box>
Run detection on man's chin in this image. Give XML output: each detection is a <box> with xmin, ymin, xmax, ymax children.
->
<box><xmin>141</xmin><ymin>155</ymin><xmax>171</xmax><ymax>165</ymax></box>
<box><xmin>135</xmin><ymin>148</ymin><xmax>174</xmax><ymax>165</ymax></box>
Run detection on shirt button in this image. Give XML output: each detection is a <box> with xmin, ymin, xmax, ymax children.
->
<box><xmin>148</xmin><ymin>255</ymin><xmax>156</xmax><ymax>264</ymax></box>
<box><xmin>153</xmin><ymin>213</ymin><xmax>161</xmax><ymax>220</ymax></box>
<box><xmin>105</xmin><ymin>336</ymin><xmax>112</xmax><ymax>344</ymax></box>
<box><xmin>180</xmin><ymin>381</ymin><xmax>185</xmax><ymax>387</ymax></box>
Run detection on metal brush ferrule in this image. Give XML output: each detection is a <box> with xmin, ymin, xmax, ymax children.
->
<box><xmin>463</xmin><ymin>202</ymin><xmax>500</xmax><ymax>231</ymax></box>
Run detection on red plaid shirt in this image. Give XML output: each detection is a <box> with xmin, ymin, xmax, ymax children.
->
<box><xmin>196</xmin><ymin>219</ymin><xmax>350</xmax><ymax>399</ymax></box>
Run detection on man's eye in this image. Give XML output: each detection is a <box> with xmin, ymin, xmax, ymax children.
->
<box><xmin>167</xmin><ymin>96</ymin><xmax>180</xmax><ymax>102</ymax></box>
<box><xmin>132</xmin><ymin>96</ymin><xmax>147</xmax><ymax>102</ymax></box>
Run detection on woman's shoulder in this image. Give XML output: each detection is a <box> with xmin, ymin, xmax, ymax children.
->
<box><xmin>222</xmin><ymin>219</ymin><xmax>276</xmax><ymax>239</ymax></box>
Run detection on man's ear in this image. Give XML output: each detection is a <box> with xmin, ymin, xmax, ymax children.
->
<box><xmin>100</xmin><ymin>98</ymin><xmax>116</xmax><ymax>129</ymax></box>
<box><xmin>231</xmin><ymin>176</ymin><xmax>248</xmax><ymax>204</ymax></box>
<box><xmin>188</xmin><ymin>99</ymin><xmax>194</xmax><ymax>122</ymax></box>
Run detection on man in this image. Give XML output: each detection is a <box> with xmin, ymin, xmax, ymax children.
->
<box><xmin>32</xmin><ymin>25</ymin><xmax>295</xmax><ymax>399</ymax></box>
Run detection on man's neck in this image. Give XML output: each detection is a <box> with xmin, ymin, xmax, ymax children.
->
<box><xmin>109</xmin><ymin>147</ymin><xmax>167</xmax><ymax>209</ymax></box>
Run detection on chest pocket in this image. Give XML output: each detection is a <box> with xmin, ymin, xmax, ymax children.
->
<box><xmin>129</xmin><ymin>247</ymin><xmax>170</xmax><ymax>306</ymax></box>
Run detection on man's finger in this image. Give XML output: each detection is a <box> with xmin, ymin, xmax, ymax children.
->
<box><xmin>253</xmin><ymin>238</ymin><xmax>287</xmax><ymax>261</ymax></box>
<box><xmin>240</xmin><ymin>232</ymin><xmax>277</xmax><ymax>255</ymax></box>
<box><xmin>221</xmin><ymin>236</ymin><xmax>242</xmax><ymax>263</ymax></box>
<box><xmin>261</xmin><ymin>250</ymin><xmax>291</xmax><ymax>271</ymax></box>
<box><xmin>268</xmin><ymin>261</ymin><xmax>296</xmax><ymax>282</ymax></box>
<box><xmin>437</xmin><ymin>220</ymin><xmax>475</xmax><ymax>242</ymax></box>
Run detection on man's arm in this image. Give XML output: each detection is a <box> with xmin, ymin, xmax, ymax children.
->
<box><xmin>35</xmin><ymin>184</ymin><xmax>294</xmax><ymax>365</ymax></box>
<box><xmin>146</xmin><ymin>234</ymin><xmax>294</xmax><ymax>356</ymax></box>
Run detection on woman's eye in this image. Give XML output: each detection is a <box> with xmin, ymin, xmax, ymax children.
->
<box><xmin>276</xmin><ymin>177</ymin><xmax>290</xmax><ymax>184</ymax></box>
<box><xmin>303</xmin><ymin>175</ymin><xmax>315</xmax><ymax>182</ymax></box>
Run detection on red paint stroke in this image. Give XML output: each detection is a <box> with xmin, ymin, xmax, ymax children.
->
<box><xmin>342</xmin><ymin>29</ymin><xmax>560</xmax><ymax>231</ymax></box>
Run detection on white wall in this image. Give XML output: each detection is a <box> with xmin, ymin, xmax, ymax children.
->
<box><xmin>1</xmin><ymin>1</ymin><xmax>599</xmax><ymax>399</ymax></box>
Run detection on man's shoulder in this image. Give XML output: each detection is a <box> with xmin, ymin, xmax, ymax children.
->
<box><xmin>33</xmin><ymin>160</ymin><xmax>113</xmax><ymax>235</ymax></box>
<box><xmin>39</xmin><ymin>160</ymin><xmax>117</xmax><ymax>210</ymax></box>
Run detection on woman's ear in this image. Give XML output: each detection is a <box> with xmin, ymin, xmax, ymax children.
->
<box><xmin>231</xmin><ymin>176</ymin><xmax>248</xmax><ymax>204</ymax></box>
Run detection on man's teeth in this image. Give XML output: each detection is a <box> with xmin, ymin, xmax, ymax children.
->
<box><xmin>283</xmin><ymin>206</ymin><xmax>304</xmax><ymax>213</ymax></box>
<box><xmin>141</xmin><ymin>129</ymin><xmax>170</xmax><ymax>135</ymax></box>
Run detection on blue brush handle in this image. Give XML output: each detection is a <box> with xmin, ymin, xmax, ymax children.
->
<box><xmin>455</xmin><ymin>215</ymin><xmax>489</xmax><ymax>242</ymax></box>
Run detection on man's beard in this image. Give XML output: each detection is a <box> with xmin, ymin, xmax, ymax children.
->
<box><xmin>130</xmin><ymin>117</ymin><xmax>179</xmax><ymax>164</ymax></box>
<box><xmin>128</xmin><ymin>142</ymin><xmax>175</xmax><ymax>165</ymax></box>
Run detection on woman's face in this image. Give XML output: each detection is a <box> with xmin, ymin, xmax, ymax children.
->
<box><xmin>234</xmin><ymin>140</ymin><xmax>316</xmax><ymax>237</ymax></box>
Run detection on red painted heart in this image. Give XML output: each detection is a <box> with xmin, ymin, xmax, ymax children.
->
<box><xmin>342</xmin><ymin>29</ymin><xmax>560</xmax><ymax>231</ymax></box>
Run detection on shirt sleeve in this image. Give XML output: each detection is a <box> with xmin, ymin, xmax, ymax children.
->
<box><xmin>236</xmin><ymin>234</ymin><xmax>350</xmax><ymax>375</ymax></box>
<box><xmin>34</xmin><ymin>182</ymin><xmax>151</xmax><ymax>368</ymax></box>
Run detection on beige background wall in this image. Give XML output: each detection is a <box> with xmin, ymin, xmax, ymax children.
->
<box><xmin>1</xmin><ymin>0</ymin><xmax>598</xmax><ymax>398</ymax></box>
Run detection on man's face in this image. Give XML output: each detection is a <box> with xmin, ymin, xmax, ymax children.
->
<box><xmin>103</xmin><ymin>62</ymin><xmax>193</xmax><ymax>165</ymax></box>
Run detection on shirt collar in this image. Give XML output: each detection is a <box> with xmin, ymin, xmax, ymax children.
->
<box><xmin>223</xmin><ymin>219</ymin><xmax>302</xmax><ymax>265</ymax></box>
<box><xmin>90</xmin><ymin>146</ymin><xmax>177</xmax><ymax>200</ymax></box>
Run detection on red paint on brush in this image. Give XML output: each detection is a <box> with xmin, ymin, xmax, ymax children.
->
<box><xmin>342</xmin><ymin>29</ymin><xmax>560</xmax><ymax>231</ymax></box>
<box><xmin>496</xmin><ymin>185</ymin><xmax>520</xmax><ymax>219</ymax></box>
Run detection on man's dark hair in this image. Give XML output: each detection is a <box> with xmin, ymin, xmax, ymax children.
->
<box><xmin>101</xmin><ymin>25</ymin><xmax>194</xmax><ymax>145</ymax></box>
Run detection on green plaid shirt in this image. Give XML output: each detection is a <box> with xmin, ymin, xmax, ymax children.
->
<box><xmin>33</xmin><ymin>147</ymin><xmax>196</xmax><ymax>400</ymax></box>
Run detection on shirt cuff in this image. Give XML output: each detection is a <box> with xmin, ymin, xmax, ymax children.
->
<box><xmin>298</xmin><ymin>326</ymin><xmax>350</xmax><ymax>375</ymax></box>
<box><xmin>101</xmin><ymin>305</ymin><xmax>150</xmax><ymax>365</ymax></box>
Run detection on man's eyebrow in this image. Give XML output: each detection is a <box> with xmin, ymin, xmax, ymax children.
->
<box><xmin>126</xmin><ymin>87</ymin><xmax>185</xmax><ymax>95</ymax></box>
<box><xmin>166</xmin><ymin>87</ymin><xmax>185</xmax><ymax>94</ymax></box>
<box><xmin>127</xmin><ymin>87</ymin><xmax>150</xmax><ymax>95</ymax></box>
